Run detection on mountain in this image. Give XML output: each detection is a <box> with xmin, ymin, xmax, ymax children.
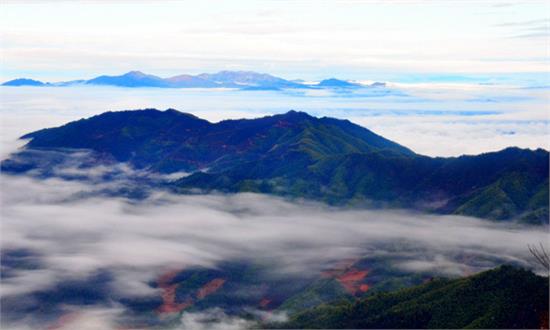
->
<box><xmin>85</xmin><ymin>70</ymin><xmax>170</xmax><ymax>87</ymax></box>
<box><xmin>316</xmin><ymin>78</ymin><xmax>361</xmax><ymax>88</ymax></box>
<box><xmin>196</xmin><ymin>70</ymin><xmax>306</xmax><ymax>89</ymax></box>
<box><xmin>272</xmin><ymin>265</ymin><xmax>549</xmax><ymax>329</ymax></box>
<box><xmin>10</xmin><ymin>109</ymin><xmax>412</xmax><ymax>171</ymax></box>
<box><xmin>1</xmin><ymin>71</ymin><xmax>372</xmax><ymax>89</ymax></box>
<box><xmin>2</xmin><ymin>109</ymin><xmax>548</xmax><ymax>223</ymax></box>
<box><xmin>2</xmin><ymin>78</ymin><xmax>46</xmax><ymax>86</ymax></box>
<box><xmin>83</xmin><ymin>70</ymin><xmax>308</xmax><ymax>89</ymax></box>
<box><xmin>370</xmin><ymin>82</ymin><xmax>386</xmax><ymax>87</ymax></box>
<box><xmin>164</xmin><ymin>74</ymin><xmax>218</xmax><ymax>88</ymax></box>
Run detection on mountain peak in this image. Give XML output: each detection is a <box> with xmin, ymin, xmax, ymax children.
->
<box><xmin>123</xmin><ymin>70</ymin><xmax>148</xmax><ymax>77</ymax></box>
<box><xmin>86</xmin><ymin>71</ymin><xmax>167</xmax><ymax>87</ymax></box>
<box><xmin>280</xmin><ymin>110</ymin><xmax>312</xmax><ymax>118</ymax></box>
<box><xmin>2</xmin><ymin>78</ymin><xmax>46</xmax><ymax>86</ymax></box>
<box><xmin>317</xmin><ymin>78</ymin><xmax>359</xmax><ymax>88</ymax></box>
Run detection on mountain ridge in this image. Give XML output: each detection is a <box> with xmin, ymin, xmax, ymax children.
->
<box><xmin>2</xmin><ymin>78</ymin><xmax>47</xmax><ymax>86</ymax></box>
<box><xmin>1</xmin><ymin>71</ymin><xmax>384</xmax><ymax>89</ymax></box>
<box><xmin>2</xmin><ymin>109</ymin><xmax>548</xmax><ymax>223</ymax></box>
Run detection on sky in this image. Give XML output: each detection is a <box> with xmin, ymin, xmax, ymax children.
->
<box><xmin>1</xmin><ymin>0</ymin><xmax>549</xmax><ymax>82</ymax></box>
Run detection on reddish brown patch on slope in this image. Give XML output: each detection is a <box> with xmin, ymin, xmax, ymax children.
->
<box><xmin>156</xmin><ymin>269</ymin><xmax>227</xmax><ymax>315</ymax></box>
<box><xmin>196</xmin><ymin>278</ymin><xmax>226</xmax><ymax>299</ymax></box>
<box><xmin>275</xmin><ymin>120</ymin><xmax>292</xmax><ymax>128</ymax></box>
<box><xmin>156</xmin><ymin>268</ymin><xmax>193</xmax><ymax>314</ymax></box>
<box><xmin>259</xmin><ymin>298</ymin><xmax>272</xmax><ymax>308</ymax></box>
<box><xmin>321</xmin><ymin>259</ymin><xmax>358</xmax><ymax>278</ymax></box>
<box><xmin>157</xmin><ymin>269</ymin><xmax>181</xmax><ymax>286</ymax></box>
<box><xmin>540</xmin><ymin>310</ymin><xmax>549</xmax><ymax>329</ymax></box>
<box><xmin>336</xmin><ymin>269</ymin><xmax>369</xmax><ymax>295</ymax></box>
<box><xmin>359</xmin><ymin>284</ymin><xmax>370</xmax><ymax>292</ymax></box>
<box><xmin>157</xmin><ymin>283</ymin><xmax>194</xmax><ymax>314</ymax></box>
<box><xmin>320</xmin><ymin>259</ymin><xmax>371</xmax><ymax>295</ymax></box>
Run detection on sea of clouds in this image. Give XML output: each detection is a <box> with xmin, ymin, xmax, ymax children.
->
<box><xmin>0</xmin><ymin>84</ymin><xmax>548</xmax><ymax>329</ymax></box>
<box><xmin>1</xmin><ymin>164</ymin><xmax>548</xmax><ymax>329</ymax></box>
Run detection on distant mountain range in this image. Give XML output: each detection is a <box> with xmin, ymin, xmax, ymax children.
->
<box><xmin>1</xmin><ymin>71</ymin><xmax>383</xmax><ymax>89</ymax></box>
<box><xmin>2</xmin><ymin>109</ymin><xmax>548</xmax><ymax>223</ymax></box>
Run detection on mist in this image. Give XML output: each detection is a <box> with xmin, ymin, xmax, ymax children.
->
<box><xmin>1</xmin><ymin>163</ymin><xmax>548</xmax><ymax>329</ymax></box>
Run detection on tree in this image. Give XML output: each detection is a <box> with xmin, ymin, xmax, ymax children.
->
<box><xmin>528</xmin><ymin>243</ymin><xmax>550</xmax><ymax>275</ymax></box>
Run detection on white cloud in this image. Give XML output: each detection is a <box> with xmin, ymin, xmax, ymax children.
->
<box><xmin>177</xmin><ymin>309</ymin><xmax>253</xmax><ymax>330</ymax></box>
<box><xmin>2</xmin><ymin>172</ymin><xmax>547</xmax><ymax>296</ymax></box>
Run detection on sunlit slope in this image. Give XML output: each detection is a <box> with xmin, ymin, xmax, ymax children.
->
<box><xmin>273</xmin><ymin>266</ymin><xmax>549</xmax><ymax>329</ymax></box>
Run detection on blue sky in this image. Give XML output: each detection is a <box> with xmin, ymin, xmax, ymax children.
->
<box><xmin>1</xmin><ymin>0</ymin><xmax>548</xmax><ymax>83</ymax></box>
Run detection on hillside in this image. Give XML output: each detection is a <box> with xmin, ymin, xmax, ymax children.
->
<box><xmin>272</xmin><ymin>266</ymin><xmax>549</xmax><ymax>329</ymax></box>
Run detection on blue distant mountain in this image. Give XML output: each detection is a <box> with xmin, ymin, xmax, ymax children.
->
<box><xmin>85</xmin><ymin>71</ymin><xmax>170</xmax><ymax>87</ymax></box>
<box><xmin>370</xmin><ymin>81</ymin><xmax>386</xmax><ymax>87</ymax></box>
<box><xmin>196</xmin><ymin>71</ymin><xmax>306</xmax><ymax>89</ymax></box>
<box><xmin>164</xmin><ymin>74</ymin><xmax>218</xmax><ymax>88</ymax></box>
<box><xmin>2</xmin><ymin>71</ymin><xmax>373</xmax><ymax>90</ymax></box>
<box><xmin>2</xmin><ymin>78</ymin><xmax>46</xmax><ymax>86</ymax></box>
<box><xmin>316</xmin><ymin>78</ymin><xmax>361</xmax><ymax>88</ymax></box>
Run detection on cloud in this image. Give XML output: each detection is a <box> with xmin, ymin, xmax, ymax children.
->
<box><xmin>512</xmin><ymin>32</ymin><xmax>550</xmax><ymax>39</ymax></box>
<box><xmin>494</xmin><ymin>18</ymin><xmax>548</xmax><ymax>27</ymax></box>
<box><xmin>176</xmin><ymin>309</ymin><xmax>254</xmax><ymax>330</ymax></box>
<box><xmin>494</xmin><ymin>17</ymin><xmax>550</xmax><ymax>39</ymax></box>
<box><xmin>175</xmin><ymin>308</ymin><xmax>286</xmax><ymax>330</ymax></box>
<box><xmin>4</xmin><ymin>306</ymin><xmax>127</xmax><ymax>330</ymax></box>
